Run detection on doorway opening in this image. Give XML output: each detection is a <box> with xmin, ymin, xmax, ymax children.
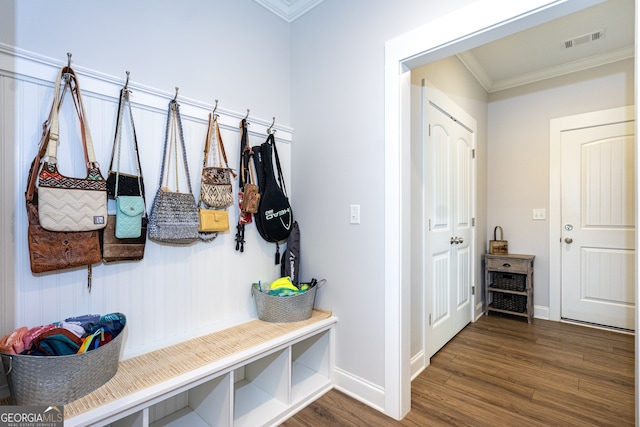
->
<box><xmin>384</xmin><ymin>0</ymin><xmax>637</xmax><ymax>420</ymax></box>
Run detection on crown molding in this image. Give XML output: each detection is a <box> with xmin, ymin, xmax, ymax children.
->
<box><xmin>253</xmin><ymin>0</ymin><xmax>326</xmax><ymax>23</ymax></box>
<box><xmin>456</xmin><ymin>51</ymin><xmax>493</xmax><ymax>93</ymax></box>
<box><xmin>457</xmin><ymin>45</ymin><xmax>634</xmax><ymax>93</ymax></box>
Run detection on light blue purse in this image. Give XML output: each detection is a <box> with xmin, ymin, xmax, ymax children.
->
<box><xmin>112</xmin><ymin>84</ymin><xmax>146</xmax><ymax>240</ymax></box>
<box><xmin>115</xmin><ymin>196</ymin><xmax>145</xmax><ymax>238</ymax></box>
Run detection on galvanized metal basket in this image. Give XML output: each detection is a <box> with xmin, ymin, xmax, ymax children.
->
<box><xmin>0</xmin><ymin>313</ymin><xmax>126</xmax><ymax>406</ymax></box>
<box><xmin>252</xmin><ymin>283</ymin><xmax>317</xmax><ymax>323</ymax></box>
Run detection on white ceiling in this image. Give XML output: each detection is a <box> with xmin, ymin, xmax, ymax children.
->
<box><xmin>458</xmin><ymin>0</ymin><xmax>635</xmax><ymax>92</ymax></box>
<box><xmin>256</xmin><ymin>0</ymin><xmax>635</xmax><ymax>92</ymax></box>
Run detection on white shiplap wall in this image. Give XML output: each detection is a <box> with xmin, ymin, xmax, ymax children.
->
<box><xmin>0</xmin><ymin>44</ymin><xmax>294</xmax><ymax>360</ymax></box>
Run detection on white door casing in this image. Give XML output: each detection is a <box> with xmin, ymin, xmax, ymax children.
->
<box><xmin>424</xmin><ymin>86</ymin><xmax>476</xmax><ymax>359</ymax></box>
<box><xmin>384</xmin><ymin>0</ymin><xmax>615</xmax><ymax>419</ymax></box>
<box><xmin>558</xmin><ymin>110</ymin><xmax>635</xmax><ymax>330</ymax></box>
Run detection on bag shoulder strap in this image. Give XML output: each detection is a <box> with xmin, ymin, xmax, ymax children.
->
<box><xmin>157</xmin><ymin>100</ymin><xmax>193</xmax><ymax>194</ymax></box>
<box><xmin>202</xmin><ymin>112</ymin><xmax>215</xmax><ymax>169</ymax></box>
<box><xmin>202</xmin><ymin>113</ymin><xmax>234</xmax><ymax>172</ymax></box>
<box><xmin>45</xmin><ymin>67</ymin><xmax>98</xmax><ymax>168</ymax></box>
<box><xmin>215</xmin><ymin>117</ymin><xmax>236</xmax><ymax>177</ymax></box>
<box><xmin>26</xmin><ymin>67</ymin><xmax>73</xmax><ymax>202</ymax></box>
<box><xmin>268</xmin><ymin>133</ymin><xmax>287</xmax><ymax>197</ymax></box>
<box><xmin>111</xmin><ymin>87</ymin><xmax>144</xmax><ymax>197</ymax></box>
<box><xmin>238</xmin><ymin>119</ymin><xmax>253</xmax><ymax>189</ymax></box>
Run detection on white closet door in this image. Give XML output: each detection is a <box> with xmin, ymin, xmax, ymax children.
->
<box><xmin>424</xmin><ymin>88</ymin><xmax>475</xmax><ymax>358</ymax></box>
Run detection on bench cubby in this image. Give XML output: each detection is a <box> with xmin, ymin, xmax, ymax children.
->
<box><xmin>63</xmin><ymin>310</ymin><xmax>336</xmax><ymax>427</ymax></box>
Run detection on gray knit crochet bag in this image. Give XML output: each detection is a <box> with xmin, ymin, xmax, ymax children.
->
<box><xmin>148</xmin><ymin>98</ymin><xmax>199</xmax><ymax>244</ymax></box>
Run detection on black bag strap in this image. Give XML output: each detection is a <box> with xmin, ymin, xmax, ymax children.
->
<box><xmin>267</xmin><ymin>133</ymin><xmax>287</xmax><ymax>196</ymax></box>
<box><xmin>238</xmin><ymin>119</ymin><xmax>254</xmax><ymax>189</ymax></box>
<box><xmin>252</xmin><ymin>144</ymin><xmax>265</xmax><ymax>193</ymax></box>
<box><xmin>110</xmin><ymin>82</ymin><xmax>144</xmax><ymax>198</ymax></box>
<box><xmin>235</xmin><ymin>118</ymin><xmax>250</xmax><ymax>252</ymax></box>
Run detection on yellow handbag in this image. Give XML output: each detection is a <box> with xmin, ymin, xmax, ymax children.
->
<box><xmin>198</xmin><ymin>207</ymin><xmax>229</xmax><ymax>232</ymax></box>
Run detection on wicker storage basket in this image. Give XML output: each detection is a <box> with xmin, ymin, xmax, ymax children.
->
<box><xmin>491</xmin><ymin>272</ymin><xmax>526</xmax><ymax>292</ymax></box>
<box><xmin>491</xmin><ymin>293</ymin><xmax>527</xmax><ymax>313</ymax></box>
<box><xmin>0</xmin><ymin>314</ymin><xmax>126</xmax><ymax>406</ymax></box>
<box><xmin>252</xmin><ymin>283</ymin><xmax>317</xmax><ymax>323</ymax></box>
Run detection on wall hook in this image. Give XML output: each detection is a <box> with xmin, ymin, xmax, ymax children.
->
<box><xmin>212</xmin><ymin>99</ymin><xmax>219</xmax><ymax>117</ymax></box>
<box><xmin>124</xmin><ymin>71</ymin><xmax>130</xmax><ymax>90</ymax></box>
<box><xmin>243</xmin><ymin>109</ymin><xmax>250</xmax><ymax>120</ymax></box>
<box><xmin>173</xmin><ymin>87</ymin><xmax>179</xmax><ymax>101</ymax></box>
<box><xmin>267</xmin><ymin>117</ymin><xmax>276</xmax><ymax>134</ymax></box>
<box><xmin>62</xmin><ymin>53</ymin><xmax>73</xmax><ymax>83</ymax></box>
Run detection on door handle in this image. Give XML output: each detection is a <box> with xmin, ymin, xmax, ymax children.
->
<box><xmin>564</xmin><ymin>237</ymin><xmax>573</xmax><ymax>244</ymax></box>
<box><xmin>457</xmin><ymin>237</ymin><xmax>463</xmax><ymax>244</ymax></box>
<box><xmin>450</xmin><ymin>236</ymin><xmax>464</xmax><ymax>245</ymax></box>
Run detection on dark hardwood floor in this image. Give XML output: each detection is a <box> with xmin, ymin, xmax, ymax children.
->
<box><xmin>282</xmin><ymin>314</ymin><xmax>635</xmax><ymax>426</ymax></box>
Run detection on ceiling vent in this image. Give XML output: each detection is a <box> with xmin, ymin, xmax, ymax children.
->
<box><xmin>562</xmin><ymin>29</ymin><xmax>606</xmax><ymax>49</ymax></box>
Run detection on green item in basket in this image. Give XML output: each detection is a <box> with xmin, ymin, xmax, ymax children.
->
<box><xmin>268</xmin><ymin>288</ymin><xmax>308</xmax><ymax>297</ymax></box>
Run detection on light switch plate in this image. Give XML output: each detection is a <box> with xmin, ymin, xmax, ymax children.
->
<box><xmin>532</xmin><ymin>208</ymin><xmax>546</xmax><ymax>220</ymax></box>
<box><xmin>350</xmin><ymin>204</ymin><xmax>360</xmax><ymax>224</ymax></box>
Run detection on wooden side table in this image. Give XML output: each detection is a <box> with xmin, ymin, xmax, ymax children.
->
<box><xmin>484</xmin><ymin>253</ymin><xmax>535</xmax><ymax>323</ymax></box>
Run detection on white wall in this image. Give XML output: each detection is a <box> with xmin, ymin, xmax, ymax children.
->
<box><xmin>487</xmin><ymin>58</ymin><xmax>634</xmax><ymax>310</ymax></box>
<box><xmin>0</xmin><ymin>0</ymin><xmax>293</xmax><ymax>360</ymax></box>
<box><xmin>0</xmin><ymin>0</ymin><xmax>291</xmax><ymax>124</ymax></box>
<box><xmin>289</xmin><ymin>0</ymin><xmax>476</xmax><ymax>409</ymax></box>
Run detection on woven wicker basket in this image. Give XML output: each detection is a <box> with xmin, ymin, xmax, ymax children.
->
<box><xmin>491</xmin><ymin>272</ymin><xmax>526</xmax><ymax>292</ymax></box>
<box><xmin>252</xmin><ymin>283</ymin><xmax>317</xmax><ymax>323</ymax></box>
<box><xmin>491</xmin><ymin>293</ymin><xmax>527</xmax><ymax>313</ymax></box>
<box><xmin>0</xmin><ymin>314</ymin><xmax>126</xmax><ymax>406</ymax></box>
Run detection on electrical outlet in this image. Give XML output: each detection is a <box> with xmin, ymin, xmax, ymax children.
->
<box><xmin>350</xmin><ymin>204</ymin><xmax>360</xmax><ymax>224</ymax></box>
<box><xmin>532</xmin><ymin>208</ymin><xmax>546</xmax><ymax>220</ymax></box>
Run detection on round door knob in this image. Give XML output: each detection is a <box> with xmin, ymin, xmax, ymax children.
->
<box><xmin>565</xmin><ymin>237</ymin><xmax>573</xmax><ymax>244</ymax></box>
<box><xmin>457</xmin><ymin>237</ymin><xmax>464</xmax><ymax>244</ymax></box>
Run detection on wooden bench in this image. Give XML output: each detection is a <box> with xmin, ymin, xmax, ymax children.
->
<box><xmin>64</xmin><ymin>309</ymin><xmax>337</xmax><ymax>427</ymax></box>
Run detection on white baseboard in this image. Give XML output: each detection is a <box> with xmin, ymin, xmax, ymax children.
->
<box><xmin>475</xmin><ymin>301</ymin><xmax>485</xmax><ymax>320</ymax></box>
<box><xmin>410</xmin><ymin>350</ymin><xmax>426</xmax><ymax>381</ymax></box>
<box><xmin>534</xmin><ymin>305</ymin><xmax>550</xmax><ymax>320</ymax></box>
<box><xmin>333</xmin><ymin>367</ymin><xmax>385</xmax><ymax>414</ymax></box>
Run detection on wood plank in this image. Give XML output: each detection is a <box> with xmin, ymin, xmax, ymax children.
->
<box><xmin>579</xmin><ymin>378</ymin><xmax>635</xmax><ymax>405</ymax></box>
<box><xmin>531</xmin><ymin>387</ymin><xmax>634</xmax><ymax>426</ymax></box>
<box><xmin>282</xmin><ymin>316</ymin><xmax>635</xmax><ymax>426</ymax></box>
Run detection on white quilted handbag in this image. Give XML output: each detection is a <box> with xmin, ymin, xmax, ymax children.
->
<box><xmin>37</xmin><ymin>66</ymin><xmax>107</xmax><ymax>232</ymax></box>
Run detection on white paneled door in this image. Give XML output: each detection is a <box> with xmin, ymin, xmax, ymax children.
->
<box><xmin>560</xmin><ymin>108</ymin><xmax>636</xmax><ymax>330</ymax></box>
<box><xmin>424</xmin><ymin>87</ymin><xmax>475</xmax><ymax>358</ymax></box>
